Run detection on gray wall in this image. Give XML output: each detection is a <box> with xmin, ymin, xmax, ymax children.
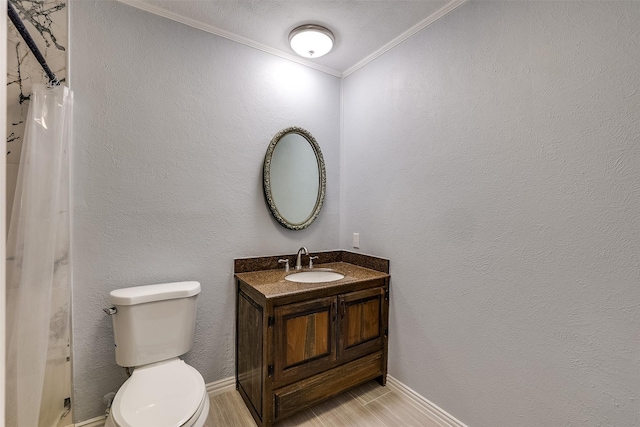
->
<box><xmin>70</xmin><ymin>1</ymin><xmax>340</xmax><ymax>421</ymax></box>
<box><xmin>342</xmin><ymin>2</ymin><xmax>639</xmax><ymax>426</ymax></box>
<box><xmin>70</xmin><ymin>1</ymin><xmax>640</xmax><ymax>425</ymax></box>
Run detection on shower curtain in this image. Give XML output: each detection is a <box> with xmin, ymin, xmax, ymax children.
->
<box><xmin>6</xmin><ymin>83</ymin><xmax>73</xmax><ymax>427</ymax></box>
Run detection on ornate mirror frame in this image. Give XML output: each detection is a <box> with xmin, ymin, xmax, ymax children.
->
<box><xmin>263</xmin><ymin>126</ymin><xmax>326</xmax><ymax>230</ymax></box>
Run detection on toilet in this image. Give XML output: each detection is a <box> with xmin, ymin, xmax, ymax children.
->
<box><xmin>104</xmin><ymin>281</ymin><xmax>210</xmax><ymax>427</ymax></box>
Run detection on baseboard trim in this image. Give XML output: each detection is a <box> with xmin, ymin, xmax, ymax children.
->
<box><xmin>205</xmin><ymin>375</ymin><xmax>236</xmax><ymax>397</ymax></box>
<box><xmin>74</xmin><ymin>415</ymin><xmax>106</xmax><ymax>427</ymax></box>
<box><xmin>74</xmin><ymin>377</ymin><xmax>236</xmax><ymax>427</ymax></box>
<box><xmin>387</xmin><ymin>375</ymin><xmax>468</xmax><ymax>427</ymax></box>
<box><xmin>75</xmin><ymin>376</ymin><xmax>466</xmax><ymax>427</ymax></box>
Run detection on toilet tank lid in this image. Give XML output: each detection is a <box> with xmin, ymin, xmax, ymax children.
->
<box><xmin>109</xmin><ymin>281</ymin><xmax>201</xmax><ymax>306</ymax></box>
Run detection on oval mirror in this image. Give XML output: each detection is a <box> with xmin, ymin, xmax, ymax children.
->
<box><xmin>263</xmin><ymin>127</ymin><xmax>326</xmax><ymax>230</ymax></box>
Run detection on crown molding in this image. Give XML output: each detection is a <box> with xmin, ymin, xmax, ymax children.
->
<box><xmin>342</xmin><ymin>0</ymin><xmax>469</xmax><ymax>77</ymax></box>
<box><xmin>117</xmin><ymin>0</ymin><xmax>467</xmax><ymax>79</ymax></box>
<box><xmin>116</xmin><ymin>0</ymin><xmax>343</xmax><ymax>78</ymax></box>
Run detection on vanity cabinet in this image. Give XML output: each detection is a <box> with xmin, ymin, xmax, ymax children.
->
<box><xmin>235</xmin><ymin>262</ymin><xmax>389</xmax><ymax>427</ymax></box>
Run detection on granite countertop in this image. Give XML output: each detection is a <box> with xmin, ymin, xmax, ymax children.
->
<box><xmin>235</xmin><ymin>261</ymin><xmax>389</xmax><ymax>299</ymax></box>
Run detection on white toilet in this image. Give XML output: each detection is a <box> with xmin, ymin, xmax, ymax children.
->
<box><xmin>104</xmin><ymin>281</ymin><xmax>210</xmax><ymax>427</ymax></box>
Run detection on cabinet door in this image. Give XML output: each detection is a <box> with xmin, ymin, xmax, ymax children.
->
<box><xmin>338</xmin><ymin>287</ymin><xmax>386</xmax><ymax>361</ymax></box>
<box><xmin>274</xmin><ymin>296</ymin><xmax>336</xmax><ymax>385</ymax></box>
<box><xmin>236</xmin><ymin>290</ymin><xmax>264</xmax><ymax>420</ymax></box>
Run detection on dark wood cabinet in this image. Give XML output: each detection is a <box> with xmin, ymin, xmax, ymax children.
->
<box><xmin>338</xmin><ymin>287</ymin><xmax>386</xmax><ymax>362</ymax></box>
<box><xmin>274</xmin><ymin>296</ymin><xmax>336</xmax><ymax>385</ymax></box>
<box><xmin>235</xmin><ymin>262</ymin><xmax>389</xmax><ymax>427</ymax></box>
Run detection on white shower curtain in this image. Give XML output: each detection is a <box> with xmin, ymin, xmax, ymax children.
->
<box><xmin>6</xmin><ymin>83</ymin><xmax>73</xmax><ymax>427</ymax></box>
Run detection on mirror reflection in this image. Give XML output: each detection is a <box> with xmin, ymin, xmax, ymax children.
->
<box><xmin>263</xmin><ymin>127</ymin><xmax>326</xmax><ymax>230</ymax></box>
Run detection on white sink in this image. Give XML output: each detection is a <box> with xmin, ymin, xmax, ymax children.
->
<box><xmin>285</xmin><ymin>270</ymin><xmax>345</xmax><ymax>283</ymax></box>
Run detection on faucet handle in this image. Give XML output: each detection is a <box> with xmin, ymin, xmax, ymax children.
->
<box><xmin>278</xmin><ymin>258</ymin><xmax>290</xmax><ymax>272</ymax></box>
<box><xmin>309</xmin><ymin>256</ymin><xmax>319</xmax><ymax>268</ymax></box>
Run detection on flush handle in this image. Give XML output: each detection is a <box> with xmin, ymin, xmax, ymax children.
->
<box><xmin>103</xmin><ymin>307</ymin><xmax>117</xmax><ymax>315</ymax></box>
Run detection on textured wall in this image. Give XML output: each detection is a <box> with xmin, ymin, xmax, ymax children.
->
<box><xmin>70</xmin><ymin>1</ymin><xmax>640</xmax><ymax>425</ymax></box>
<box><xmin>69</xmin><ymin>1</ymin><xmax>340</xmax><ymax>421</ymax></box>
<box><xmin>342</xmin><ymin>2</ymin><xmax>639</xmax><ymax>426</ymax></box>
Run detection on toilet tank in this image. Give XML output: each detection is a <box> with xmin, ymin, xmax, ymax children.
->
<box><xmin>108</xmin><ymin>281</ymin><xmax>201</xmax><ymax>367</ymax></box>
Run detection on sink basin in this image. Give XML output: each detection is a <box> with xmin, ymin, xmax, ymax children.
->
<box><xmin>285</xmin><ymin>270</ymin><xmax>345</xmax><ymax>283</ymax></box>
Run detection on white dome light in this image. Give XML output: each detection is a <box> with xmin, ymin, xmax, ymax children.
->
<box><xmin>289</xmin><ymin>25</ymin><xmax>335</xmax><ymax>59</ymax></box>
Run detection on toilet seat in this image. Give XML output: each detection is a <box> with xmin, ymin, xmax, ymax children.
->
<box><xmin>111</xmin><ymin>358</ymin><xmax>207</xmax><ymax>427</ymax></box>
<box><xmin>179</xmin><ymin>391</ymin><xmax>209</xmax><ymax>427</ymax></box>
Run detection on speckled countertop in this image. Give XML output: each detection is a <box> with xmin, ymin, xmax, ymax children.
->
<box><xmin>235</xmin><ymin>262</ymin><xmax>389</xmax><ymax>299</ymax></box>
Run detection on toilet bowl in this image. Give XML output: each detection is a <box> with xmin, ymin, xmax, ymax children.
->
<box><xmin>104</xmin><ymin>282</ymin><xmax>209</xmax><ymax>427</ymax></box>
<box><xmin>105</xmin><ymin>359</ymin><xmax>209</xmax><ymax>427</ymax></box>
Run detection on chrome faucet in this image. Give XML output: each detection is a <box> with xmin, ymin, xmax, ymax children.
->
<box><xmin>295</xmin><ymin>247</ymin><xmax>309</xmax><ymax>270</ymax></box>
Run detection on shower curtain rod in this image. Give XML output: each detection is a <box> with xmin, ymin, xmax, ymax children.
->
<box><xmin>8</xmin><ymin>1</ymin><xmax>60</xmax><ymax>87</ymax></box>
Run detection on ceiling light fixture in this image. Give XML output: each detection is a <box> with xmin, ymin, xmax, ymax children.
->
<box><xmin>289</xmin><ymin>25</ymin><xmax>335</xmax><ymax>59</ymax></box>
